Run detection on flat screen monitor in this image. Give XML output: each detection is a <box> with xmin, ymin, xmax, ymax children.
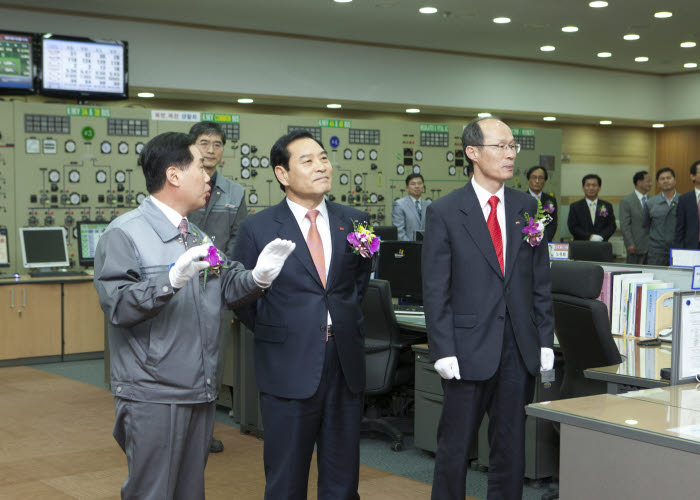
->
<box><xmin>77</xmin><ymin>221</ymin><xmax>109</xmax><ymax>266</ymax></box>
<box><xmin>376</xmin><ymin>241</ymin><xmax>422</xmax><ymax>301</ymax></box>
<box><xmin>40</xmin><ymin>35</ymin><xmax>128</xmax><ymax>100</ymax></box>
<box><xmin>0</xmin><ymin>228</ymin><xmax>9</xmax><ymax>267</ymax></box>
<box><xmin>0</xmin><ymin>31</ymin><xmax>36</xmax><ymax>94</ymax></box>
<box><xmin>373</xmin><ymin>225</ymin><xmax>398</xmax><ymax>241</ymax></box>
<box><xmin>19</xmin><ymin>227</ymin><xmax>69</xmax><ymax>270</ymax></box>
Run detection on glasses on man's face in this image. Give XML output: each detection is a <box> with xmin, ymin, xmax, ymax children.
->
<box><xmin>473</xmin><ymin>143</ymin><xmax>521</xmax><ymax>154</ymax></box>
<box><xmin>529</xmin><ymin>175</ymin><xmax>545</xmax><ymax>181</ymax></box>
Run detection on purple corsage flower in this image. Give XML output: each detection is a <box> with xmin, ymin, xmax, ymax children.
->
<box><xmin>202</xmin><ymin>243</ymin><xmax>227</xmax><ymax>289</ymax></box>
<box><xmin>347</xmin><ymin>221</ymin><xmax>380</xmax><ymax>258</ymax></box>
<box><xmin>543</xmin><ymin>203</ymin><xmax>555</xmax><ymax>214</ymax></box>
<box><xmin>598</xmin><ymin>205</ymin><xmax>609</xmax><ymax>217</ymax></box>
<box><xmin>521</xmin><ymin>200</ymin><xmax>552</xmax><ymax>247</ymax></box>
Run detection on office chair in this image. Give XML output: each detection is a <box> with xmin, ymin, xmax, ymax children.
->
<box><xmin>360</xmin><ymin>279</ymin><xmax>423</xmax><ymax>451</ymax></box>
<box><xmin>550</xmin><ymin>260</ymin><xmax>622</xmax><ymax>399</ymax></box>
<box><xmin>569</xmin><ymin>240</ymin><xmax>614</xmax><ymax>262</ymax></box>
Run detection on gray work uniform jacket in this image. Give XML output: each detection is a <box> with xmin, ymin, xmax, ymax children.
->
<box><xmin>188</xmin><ymin>172</ymin><xmax>246</xmax><ymax>258</ymax></box>
<box><xmin>642</xmin><ymin>192</ymin><xmax>678</xmax><ymax>251</ymax></box>
<box><xmin>94</xmin><ymin>196</ymin><xmax>263</xmax><ymax>404</ymax></box>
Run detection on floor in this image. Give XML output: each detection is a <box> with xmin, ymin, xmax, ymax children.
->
<box><xmin>1</xmin><ymin>360</ymin><xmax>550</xmax><ymax>499</ymax></box>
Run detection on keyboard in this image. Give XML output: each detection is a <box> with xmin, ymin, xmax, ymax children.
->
<box><xmin>30</xmin><ymin>270</ymin><xmax>88</xmax><ymax>277</ymax></box>
<box><xmin>394</xmin><ymin>304</ymin><xmax>424</xmax><ymax>313</ymax></box>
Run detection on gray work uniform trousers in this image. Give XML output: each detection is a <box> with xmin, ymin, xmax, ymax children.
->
<box><xmin>113</xmin><ymin>398</ymin><xmax>216</xmax><ymax>500</ymax></box>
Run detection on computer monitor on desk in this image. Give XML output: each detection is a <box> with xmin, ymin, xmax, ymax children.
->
<box><xmin>19</xmin><ymin>227</ymin><xmax>70</xmax><ymax>276</ymax></box>
<box><xmin>373</xmin><ymin>225</ymin><xmax>398</xmax><ymax>242</ymax></box>
<box><xmin>77</xmin><ymin>221</ymin><xmax>109</xmax><ymax>267</ymax></box>
<box><xmin>376</xmin><ymin>241</ymin><xmax>422</xmax><ymax>303</ymax></box>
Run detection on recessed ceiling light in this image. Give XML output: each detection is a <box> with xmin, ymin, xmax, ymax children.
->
<box><xmin>540</xmin><ymin>45</ymin><xmax>556</xmax><ymax>52</ymax></box>
<box><xmin>654</xmin><ymin>11</ymin><xmax>672</xmax><ymax>19</ymax></box>
<box><xmin>333</xmin><ymin>0</ymin><xmax>352</xmax><ymax>3</ymax></box>
<box><xmin>137</xmin><ymin>92</ymin><xmax>154</xmax><ymax>98</ymax></box>
<box><xmin>326</xmin><ymin>103</ymin><xmax>342</xmax><ymax>109</ymax></box>
<box><xmin>684</xmin><ymin>62</ymin><xmax>698</xmax><ymax>69</ymax></box>
<box><xmin>600</xmin><ymin>120</ymin><xmax>612</xmax><ymax>125</ymax></box>
<box><xmin>635</xmin><ymin>56</ymin><xmax>649</xmax><ymax>62</ymax></box>
<box><xmin>625</xmin><ymin>420</ymin><xmax>639</xmax><ymax>425</ymax></box>
<box><xmin>597</xmin><ymin>52</ymin><xmax>612</xmax><ymax>58</ymax></box>
<box><xmin>623</xmin><ymin>34</ymin><xmax>640</xmax><ymax>41</ymax></box>
<box><xmin>419</xmin><ymin>7</ymin><xmax>437</xmax><ymax>14</ymax></box>
<box><xmin>478</xmin><ymin>112</ymin><xmax>492</xmax><ymax>118</ymax></box>
<box><xmin>493</xmin><ymin>17</ymin><xmax>511</xmax><ymax>24</ymax></box>
<box><xmin>543</xmin><ymin>117</ymin><xmax>557</xmax><ymax>122</ymax></box>
<box><xmin>589</xmin><ymin>1</ymin><xmax>608</xmax><ymax>8</ymax></box>
<box><xmin>237</xmin><ymin>98</ymin><xmax>254</xmax><ymax>104</ymax></box>
<box><xmin>681</xmin><ymin>41</ymin><xmax>697</xmax><ymax>48</ymax></box>
<box><xmin>405</xmin><ymin>108</ymin><xmax>421</xmax><ymax>114</ymax></box>
<box><xmin>652</xmin><ymin>124</ymin><xmax>665</xmax><ymax>128</ymax></box>
<box><xmin>561</xmin><ymin>26</ymin><xmax>579</xmax><ymax>33</ymax></box>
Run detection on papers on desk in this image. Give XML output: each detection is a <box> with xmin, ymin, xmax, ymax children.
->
<box><xmin>670</xmin><ymin>248</ymin><xmax>700</xmax><ymax>268</ymax></box>
<box><xmin>675</xmin><ymin>294</ymin><xmax>700</xmax><ymax>382</ymax></box>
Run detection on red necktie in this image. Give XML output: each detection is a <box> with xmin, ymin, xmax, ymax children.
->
<box><xmin>487</xmin><ymin>196</ymin><xmax>504</xmax><ymax>276</ymax></box>
<box><xmin>305</xmin><ymin>210</ymin><xmax>326</xmax><ymax>288</ymax></box>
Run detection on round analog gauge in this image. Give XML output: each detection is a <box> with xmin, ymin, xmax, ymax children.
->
<box><xmin>118</xmin><ymin>142</ymin><xmax>129</xmax><ymax>154</ymax></box>
<box><xmin>251</xmin><ymin>156</ymin><xmax>260</xmax><ymax>168</ymax></box>
<box><xmin>356</xmin><ymin>149</ymin><xmax>365</xmax><ymax>161</ymax></box>
<box><xmin>240</xmin><ymin>144</ymin><xmax>251</xmax><ymax>155</ymax></box>
<box><xmin>69</xmin><ymin>170</ymin><xmax>80</xmax><ymax>183</ymax></box>
<box><xmin>260</xmin><ymin>156</ymin><xmax>270</xmax><ymax>168</ymax></box>
<box><xmin>397</xmin><ymin>164</ymin><xmax>405</xmax><ymax>175</ymax></box>
<box><xmin>65</xmin><ymin>140</ymin><xmax>76</xmax><ymax>153</ymax></box>
<box><xmin>369</xmin><ymin>193</ymin><xmax>378</xmax><ymax>204</ymax></box>
<box><xmin>448</xmin><ymin>165</ymin><xmax>457</xmax><ymax>176</ymax></box>
<box><xmin>339</xmin><ymin>173</ymin><xmax>349</xmax><ymax>185</ymax></box>
<box><xmin>96</xmin><ymin>170</ymin><xmax>107</xmax><ymax>183</ymax></box>
<box><xmin>135</xmin><ymin>142</ymin><xmax>145</xmax><ymax>155</ymax></box>
<box><xmin>69</xmin><ymin>193</ymin><xmax>81</xmax><ymax>205</ymax></box>
<box><xmin>413</xmin><ymin>165</ymin><xmax>421</xmax><ymax>174</ymax></box>
<box><xmin>241</xmin><ymin>157</ymin><xmax>251</xmax><ymax>168</ymax></box>
<box><xmin>136</xmin><ymin>192</ymin><xmax>147</xmax><ymax>204</ymax></box>
<box><xmin>415</xmin><ymin>150</ymin><xmax>423</xmax><ymax>161</ymax></box>
<box><xmin>369</xmin><ymin>149</ymin><xmax>378</xmax><ymax>161</ymax></box>
<box><xmin>463</xmin><ymin>166</ymin><xmax>469</xmax><ymax>176</ymax></box>
<box><xmin>343</xmin><ymin>148</ymin><xmax>352</xmax><ymax>160</ymax></box>
<box><xmin>354</xmin><ymin>174</ymin><xmax>363</xmax><ymax>185</ymax></box>
<box><xmin>115</xmin><ymin>171</ymin><xmax>126</xmax><ymax>183</ymax></box>
<box><xmin>447</xmin><ymin>151</ymin><xmax>455</xmax><ymax>162</ymax></box>
<box><xmin>101</xmin><ymin>141</ymin><xmax>112</xmax><ymax>154</ymax></box>
<box><xmin>241</xmin><ymin>168</ymin><xmax>251</xmax><ymax>179</ymax></box>
<box><xmin>48</xmin><ymin>169</ymin><xmax>60</xmax><ymax>183</ymax></box>
<box><xmin>248</xmin><ymin>192</ymin><xmax>259</xmax><ymax>205</ymax></box>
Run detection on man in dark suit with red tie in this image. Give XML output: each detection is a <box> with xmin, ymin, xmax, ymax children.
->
<box><xmin>422</xmin><ymin>118</ymin><xmax>554</xmax><ymax>500</ymax></box>
<box><xmin>674</xmin><ymin>160</ymin><xmax>700</xmax><ymax>249</ymax></box>
<box><xmin>233</xmin><ymin>130</ymin><xmax>372</xmax><ymax>499</ymax></box>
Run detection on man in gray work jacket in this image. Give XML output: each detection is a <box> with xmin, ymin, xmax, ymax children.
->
<box><xmin>187</xmin><ymin>121</ymin><xmax>246</xmax><ymax>453</ymax></box>
<box><xmin>94</xmin><ymin>132</ymin><xmax>295</xmax><ymax>500</ymax></box>
<box><xmin>643</xmin><ymin>167</ymin><xmax>678</xmax><ymax>266</ymax></box>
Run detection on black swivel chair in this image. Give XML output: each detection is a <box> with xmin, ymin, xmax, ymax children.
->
<box><xmin>360</xmin><ymin>279</ymin><xmax>423</xmax><ymax>451</ymax></box>
<box><xmin>569</xmin><ymin>240</ymin><xmax>614</xmax><ymax>263</ymax></box>
<box><xmin>550</xmin><ymin>260</ymin><xmax>622</xmax><ymax>399</ymax></box>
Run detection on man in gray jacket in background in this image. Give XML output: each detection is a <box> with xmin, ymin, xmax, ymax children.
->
<box><xmin>94</xmin><ymin>132</ymin><xmax>294</xmax><ymax>500</ymax></box>
<box><xmin>619</xmin><ymin>170</ymin><xmax>651</xmax><ymax>264</ymax></box>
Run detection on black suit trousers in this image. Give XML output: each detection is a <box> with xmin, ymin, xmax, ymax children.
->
<box><xmin>260</xmin><ymin>337</ymin><xmax>363</xmax><ymax>500</ymax></box>
<box><xmin>431</xmin><ymin>315</ymin><xmax>535</xmax><ymax>500</ymax></box>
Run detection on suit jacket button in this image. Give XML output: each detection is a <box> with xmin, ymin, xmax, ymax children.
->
<box><xmin>498</xmin><ymin>315</ymin><xmax>504</xmax><ymax>320</ymax></box>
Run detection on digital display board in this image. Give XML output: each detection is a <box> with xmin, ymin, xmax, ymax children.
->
<box><xmin>0</xmin><ymin>31</ymin><xmax>35</xmax><ymax>93</ymax></box>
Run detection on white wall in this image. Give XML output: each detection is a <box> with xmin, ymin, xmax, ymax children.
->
<box><xmin>3</xmin><ymin>7</ymin><xmax>698</xmax><ymax>122</ymax></box>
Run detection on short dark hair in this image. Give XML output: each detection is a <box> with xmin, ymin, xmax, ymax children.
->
<box><xmin>690</xmin><ymin>160</ymin><xmax>700</xmax><ymax>176</ymax></box>
<box><xmin>582</xmin><ymin>174</ymin><xmax>602</xmax><ymax>187</ymax></box>
<box><xmin>405</xmin><ymin>173</ymin><xmax>424</xmax><ymax>186</ymax></box>
<box><xmin>461</xmin><ymin>117</ymin><xmax>493</xmax><ymax>167</ymax></box>
<box><xmin>656</xmin><ymin>167</ymin><xmax>675</xmax><ymax>181</ymax></box>
<box><xmin>140</xmin><ymin>132</ymin><xmax>196</xmax><ymax>194</ymax></box>
<box><xmin>270</xmin><ymin>129</ymin><xmax>325</xmax><ymax>192</ymax></box>
<box><xmin>526</xmin><ymin>166</ymin><xmax>548</xmax><ymax>181</ymax></box>
<box><xmin>189</xmin><ymin>121</ymin><xmax>226</xmax><ymax>145</ymax></box>
<box><xmin>632</xmin><ymin>171</ymin><xmax>648</xmax><ymax>186</ymax></box>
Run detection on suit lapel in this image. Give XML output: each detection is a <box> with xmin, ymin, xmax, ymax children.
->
<box><xmin>459</xmin><ymin>184</ymin><xmax>503</xmax><ymax>279</ymax></box>
<box><xmin>204</xmin><ymin>175</ymin><xmax>223</xmax><ymax>218</ymax></box>
<box><xmin>274</xmin><ymin>200</ymin><xmax>324</xmax><ymax>288</ymax></box>
<box><xmin>504</xmin><ymin>189</ymin><xmax>525</xmax><ymax>285</ymax></box>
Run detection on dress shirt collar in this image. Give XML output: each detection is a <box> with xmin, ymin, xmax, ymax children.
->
<box><xmin>150</xmin><ymin>195</ymin><xmax>187</xmax><ymax>229</ymax></box>
<box><xmin>472</xmin><ymin>178</ymin><xmax>505</xmax><ymax>210</ymax></box>
<box><xmin>634</xmin><ymin>190</ymin><xmax>647</xmax><ymax>202</ymax></box>
<box><xmin>695</xmin><ymin>188</ymin><xmax>700</xmax><ymax>203</ymax></box>
<box><xmin>661</xmin><ymin>191</ymin><xmax>678</xmax><ymax>205</ymax></box>
<box><xmin>286</xmin><ymin>197</ymin><xmax>329</xmax><ymax>226</ymax></box>
<box><xmin>528</xmin><ymin>189</ymin><xmax>542</xmax><ymax>200</ymax></box>
<box><xmin>586</xmin><ymin>198</ymin><xmax>598</xmax><ymax>206</ymax></box>
<box><xmin>409</xmin><ymin>194</ymin><xmax>422</xmax><ymax>202</ymax></box>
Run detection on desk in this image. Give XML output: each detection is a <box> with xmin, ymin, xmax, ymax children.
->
<box><xmin>527</xmin><ymin>384</ymin><xmax>700</xmax><ymax>499</ymax></box>
<box><xmin>0</xmin><ymin>275</ymin><xmax>103</xmax><ymax>365</ymax></box>
<box><xmin>584</xmin><ymin>335</ymin><xmax>671</xmax><ymax>393</ymax></box>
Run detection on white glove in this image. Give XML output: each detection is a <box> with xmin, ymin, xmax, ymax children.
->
<box><xmin>540</xmin><ymin>347</ymin><xmax>554</xmax><ymax>371</ymax></box>
<box><xmin>252</xmin><ymin>238</ymin><xmax>296</xmax><ymax>286</ymax></box>
<box><xmin>434</xmin><ymin>356</ymin><xmax>461</xmax><ymax>380</ymax></box>
<box><xmin>169</xmin><ymin>244</ymin><xmax>211</xmax><ymax>289</ymax></box>
<box><xmin>589</xmin><ymin>234</ymin><xmax>604</xmax><ymax>242</ymax></box>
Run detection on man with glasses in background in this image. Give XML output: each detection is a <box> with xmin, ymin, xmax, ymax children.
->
<box><xmin>392</xmin><ymin>173</ymin><xmax>431</xmax><ymax>240</ymax></box>
<box><xmin>525</xmin><ymin>165</ymin><xmax>558</xmax><ymax>242</ymax></box>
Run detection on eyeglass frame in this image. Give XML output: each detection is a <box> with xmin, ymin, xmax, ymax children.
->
<box><xmin>470</xmin><ymin>143</ymin><xmax>521</xmax><ymax>154</ymax></box>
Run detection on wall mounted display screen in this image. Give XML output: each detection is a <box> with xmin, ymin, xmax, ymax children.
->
<box><xmin>41</xmin><ymin>35</ymin><xmax>127</xmax><ymax>99</ymax></box>
<box><xmin>77</xmin><ymin>221</ymin><xmax>109</xmax><ymax>267</ymax></box>
<box><xmin>0</xmin><ymin>31</ymin><xmax>35</xmax><ymax>94</ymax></box>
